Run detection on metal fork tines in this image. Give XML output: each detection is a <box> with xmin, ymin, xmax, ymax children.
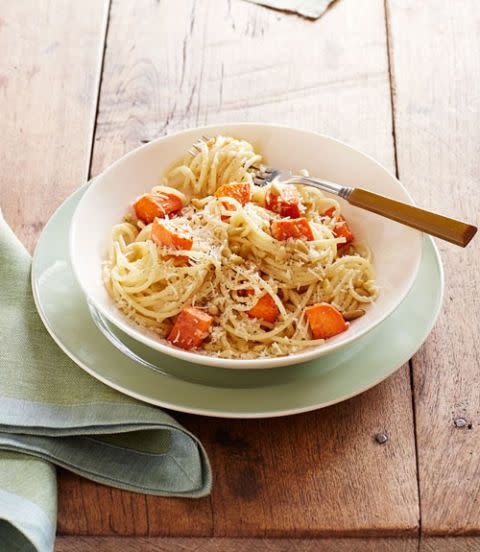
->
<box><xmin>187</xmin><ymin>135</ymin><xmax>210</xmax><ymax>157</ymax></box>
<box><xmin>253</xmin><ymin>167</ymin><xmax>283</xmax><ymax>187</ymax></box>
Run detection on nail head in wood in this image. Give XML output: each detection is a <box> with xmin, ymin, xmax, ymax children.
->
<box><xmin>375</xmin><ymin>432</ymin><xmax>388</xmax><ymax>444</ymax></box>
<box><xmin>454</xmin><ymin>417</ymin><xmax>467</xmax><ymax>428</ymax></box>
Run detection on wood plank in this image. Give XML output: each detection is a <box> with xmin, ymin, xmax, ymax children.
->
<box><xmin>386</xmin><ymin>0</ymin><xmax>480</xmax><ymax>536</ymax></box>
<box><xmin>0</xmin><ymin>0</ymin><xmax>109</xmax><ymax>253</ymax></box>
<box><xmin>91</xmin><ymin>0</ymin><xmax>397</xmax><ymax>177</ymax></box>
<box><xmin>420</xmin><ymin>537</ymin><xmax>480</xmax><ymax>552</ymax></box>
<box><xmin>57</xmin><ymin>468</ymin><xmax>212</xmax><ymax>536</ymax></box>
<box><xmin>180</xmin><ymin>387</ymin><xmax>418</xmax><ymax>537</ymax></box>
<box><xmin>55</xmin><ymin>537</ymin><xmax>418</xmax><ymax>552</ymax></box>
<box><xmin>72</xmin><ymin>0</ymin><xmax>419</xmax><ymax>537</ymax></box>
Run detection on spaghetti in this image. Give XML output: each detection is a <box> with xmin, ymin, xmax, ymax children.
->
<box><xmin>103</xmin><ymin>136</ymin><xmax>378</xmax><ymax>358</ymax></box>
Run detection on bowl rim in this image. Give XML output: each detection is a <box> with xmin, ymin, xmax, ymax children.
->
<box><xmin>70</xmin><ymin>122</ymin><xmax>422</xmax><ymax>369</ymax></box>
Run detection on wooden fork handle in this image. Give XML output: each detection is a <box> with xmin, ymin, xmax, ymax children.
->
<box><xmin>348</xmin><ymin>188</ymin><xmax>477</xmax><ymax>247</ymax></box>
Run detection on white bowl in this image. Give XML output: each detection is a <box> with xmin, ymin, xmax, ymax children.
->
<box><xmin>70</xmin><ymin>123</ymin><xmax>422</xmax><ymax>369</ymax></box>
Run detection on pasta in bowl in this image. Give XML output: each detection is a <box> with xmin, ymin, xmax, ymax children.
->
<box><xmin>70</xmin><ymin>124</ymin><xmax>422</xmax><ymax>368</ymax></box>
<box><xmin>104</xmin><ymin>137</ymin><xmax>377</xmax><ymax>359</ymax></box>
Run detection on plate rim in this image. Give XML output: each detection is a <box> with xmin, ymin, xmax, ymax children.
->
<box><xmin>32</xmin><ymin>181</ymin><xmax>444</xmax><ymax>420</ymax></box>
<box><xmin>31</xmin><ymin>204</ymin><xmax>444</xmax><ymax>419</ymax></box>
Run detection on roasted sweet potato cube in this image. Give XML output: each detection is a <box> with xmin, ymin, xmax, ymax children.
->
<box><xmin>134</xmin><ymin>193</ymin><xmax>183</xmax><ymax>223</ymax></box>
<box><xmin>305</xmin><ymin>303</ymin><xmax>348</xmax><ymax>339</ymax></box>
<box><xmin>266</xmin><ymin>187</ymin><xmax>304</xmax><ymax>218</ymax></box>
<box><xmin>215</xmin><ymin>182</ymin><xmax>251</xmax><ymax>206</ymax></box>
<box><xmin>151</xmin><ymin>219</ymin><xmax>193</xmax><ymax>250</ymax></box>
<box><xmin>271</xmin><ymin>218</ymin><xmax>314</xmax><ymax>241</ymax></box>
<box><xmin>248</xmin><ymin>294</ymin><xmax>279</xmax><ymax>323</ymax></box>
<box><xmin>324</xmin><ymin>207</ymin><xmax>354</xmax><ymax>244</ymax></box>
<box><xmin>167</xmin><ymin>307</ymin><xmax>213</xmax><ymax>350</ymax></box>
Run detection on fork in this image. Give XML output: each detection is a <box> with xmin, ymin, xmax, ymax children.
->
<box><xmin>254</xmin><ymin>168</ymin><xmax>477</xmax><ymax>247</ymax></box>
<box><xmin>190</xmin><ymin>137</ymin><xmax>476</xmax><ymax>247</ymax></box>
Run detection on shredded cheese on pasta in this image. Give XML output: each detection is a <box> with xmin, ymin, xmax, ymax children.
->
<box><xmin>103</xmin><ymin>136</ymin><xmax>378</xmax><ymax>358</ymax></box>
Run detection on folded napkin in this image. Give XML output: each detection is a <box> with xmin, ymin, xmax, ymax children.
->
<box><xmin>244</xmin><ymin>0</ymin><xmax>334</xmax><ymax>19</ymax></box>
<box><xmin>0</xmin><ymin>212</ymin><xmax>211</xmax><ymax>552</ymax></box>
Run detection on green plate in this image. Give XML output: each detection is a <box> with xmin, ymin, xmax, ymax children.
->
<box><xmin>32</xmin><ymin>187</ymin><xmax>444</xmax><ymax>418</ymax></box>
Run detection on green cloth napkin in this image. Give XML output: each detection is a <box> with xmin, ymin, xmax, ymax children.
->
<box><xmin>0</xmin><ymin>212</ymin><xmax>212</xmax><ymax>552</ymax></box>
<box><xmin>244</xmin><ymin>0</ymin><xmax>334</xmax><ymax>19</ymax></box>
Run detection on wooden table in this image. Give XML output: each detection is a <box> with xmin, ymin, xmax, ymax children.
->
<box><xmin>2</xmin><ymin>1</ymin><xmax>479</xmax><ymax>550</ymax></box>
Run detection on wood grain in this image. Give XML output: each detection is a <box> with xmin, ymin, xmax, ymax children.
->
<box><xmin>55</xmin><ymin>537</ymin><xmax>418</xmax><ymax>552</ymax></box>
<box><xmin>60</xmin><ymin>0</ymin><xmax>420</xmax><ymax>537</ymax></box>
<box><xmin>0</xmin><ymin>0</ymin><xmax>109</xmax><ymax>253</ymax></box>
<box><xmin>57</xmin><ymin>469</ymin><xmax>212</xmax><ymax>536</ymax></box>
<box><xmin>420</xmin><ymin>537</ymin><xmax>480</xmax><ymax>552</ymax></box>
<box><xmin>179</xmin><ymin>386</ymin><xmax>418</xmax><ymax>538</ymax></box>
<box><xmin>386</xmin><ymin>0</ymin><xmax>480</xmax><ymax>536</ymax></box>
<box><xmin>91</xmin><ymin>0</ymin><xmax>397</xmax><ymax>177</ymax></box>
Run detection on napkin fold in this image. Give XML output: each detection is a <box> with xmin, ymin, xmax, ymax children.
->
<box><xmin>244</xmin><ymin>0</ymin><xmax>334</xmax><ymax>19</ymax></box>
<box><xmin>0</xmin><ymin>212</ymin><xmax>211</xmax><ymax>552</ymax></box>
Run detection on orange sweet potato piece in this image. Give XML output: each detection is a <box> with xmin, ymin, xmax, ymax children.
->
<box><xmin>248</xmin><ymin>294</ymin><xmax>279</xmax><ymax>323</ymax></box>
<box><xmin>324</xmin><ymin>207</ymin><xmax>337</xmax><ymax>218</ymax></box>
<box><xmin>305</xmin><ymin>303</ymin><xmax>348</xmax><ymax>339</ymax></box>
<box><xmin>266</xmin><ymin>187</ymin><xmax>304</xmax><ymax>218</ymax></box>
<box><xmin>271</xmin><ymin>218</ymin><xmax>314</xmax><ymax>241</ymax></box>
<box><xmin>324</xmin><ymin>207</ymin><xmax>354</xmax><ymax>244</ymax></box>
<box><xmin>215</xmin><ymin>182</ymin><xmax>251</xmax><ymax>206</ymax></box>
<box><xmin>134</xmin><ymin>193</ymin><xmax>183</xmax><ymax>223</ymax></box>
<box><xmin>151</xmin><ymin>219</ymin><xmax>193</xmax><ymax>250</ymax></box>
<box><xmin>168</xmin><ymin>307</ymin><xmax>213</xmax><ymax>350</ymax></box>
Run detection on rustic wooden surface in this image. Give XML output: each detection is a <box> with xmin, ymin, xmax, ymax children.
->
<box><xmin>420</xmin><ymin>537</ymin><xmax>480</xmax><ymax>552</ymax></box>
<box><xmin>0</xmin><ymin>0</ymin><xmax>109</xmax><ymax>253</ymax></box>
<box><xmin>387</xmin><ymin>0</ymin><xmax>480</xmax><ymax>538</ymax></box>
<box><xmin>1</xmin><ymin>0</ymin><xmax>479</xmax><ymax>550</ymax></box>
<box><xmin>55</xmin><ymin>536</ymin><xmax>480</xmax><ymax>551</ymax></box>
<box><xmin>55</xmin><ymin>537</ymin><xmax>418</xmax><ymax>551</ymax></box>
<box><xmin>54</xmin><ymin>536</ymin><xmax>480</xmax><ymax>551</ymax></box>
